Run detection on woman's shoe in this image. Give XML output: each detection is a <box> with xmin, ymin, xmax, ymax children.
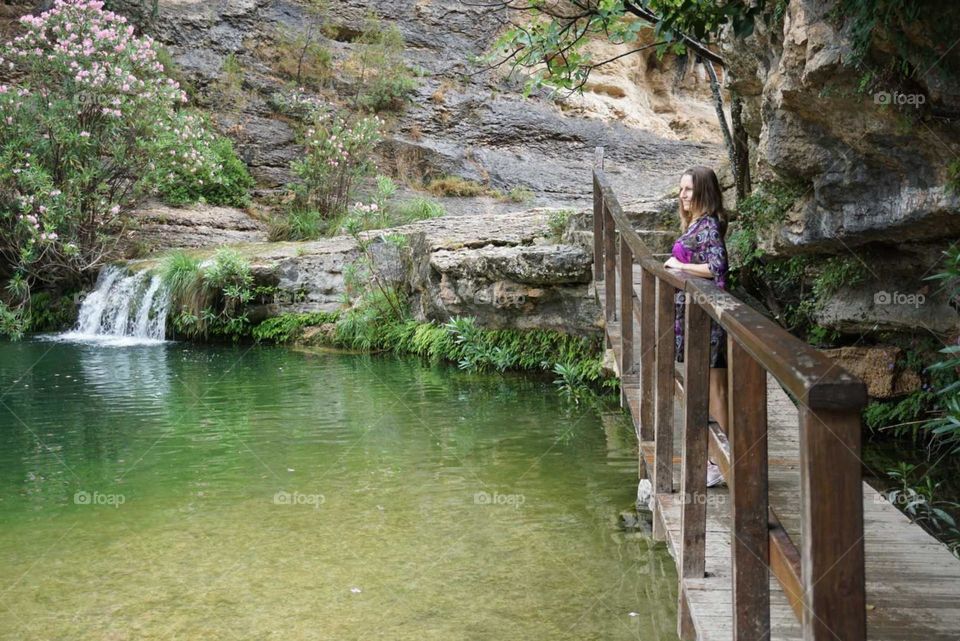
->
<box><xmin>706</xmin><ymin>461</ymin><xmax>726</xmax><ymax>488</ymax></box>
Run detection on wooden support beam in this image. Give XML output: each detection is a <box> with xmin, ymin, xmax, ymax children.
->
<box><xmin>728</xmin><ymin>337</ymin><xmax>770</xmax><ymax>640</ymax></box>
<box><xmin>592</xmin><ymin>174</ymin><xmax>603</xmax><ymax>282</ymax></box>
<box><xmin>680</xmin><ymin>297</ymin><xmax>710</xmax><ymax>579</ymax></box>
<box><xmin>654</xmin><ymin>278</ymin><xmax>676</xmax><ymax>496</ymax></box>
<box><xmin>593</xmin><ymin>147</ymin><xmax>604</xmax><ymax>282</ymax></box>
<box><xmin>769</xmin><ymin>511</ymin><xmax>803</xmax><ymax>621</ymax></box>
<box><xmin>619</xmin><ymin>235</ymin><xmax>634</xmax><ymax>375</ymax></box>
<box><xmin>799</xmin><ymin>407</ymin><xmax>866</xmax><ymax>641</ymax></box>
<box><xmin>604</xmin><ymin>206</ymin><xmax>616</xmax><ymax>322</ymax></box>
<box><xmin>638</xmin><ymin>267</ymin><xmax>656</xmax><ymax>441</ymax></box>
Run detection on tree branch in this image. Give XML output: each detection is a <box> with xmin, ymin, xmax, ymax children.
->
<box><xmin>621</xmin><ymin>1</ymin><xmax>725</xmax><ymax>67</ymax></box>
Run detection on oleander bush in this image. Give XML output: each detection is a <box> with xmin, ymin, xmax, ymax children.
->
<box><xmin>283</xmin><ymin>109</ymin><xmax>382</xmax><ymax>230</ymax></box>
<box><xmin>0</xmin><ymin>0</ymin><xmax>251</xmax><ymax>335</ymax></box>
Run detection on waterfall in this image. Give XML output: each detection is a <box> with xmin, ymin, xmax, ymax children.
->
<box><xmin>60</xmin><ymin>266</ymin><xmax>172</xmax><ymax>345</ymax></box>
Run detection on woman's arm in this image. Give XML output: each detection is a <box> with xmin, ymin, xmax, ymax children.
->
<box><xmin>664</xmin><ymin>217</ymin><xmax>728</xmax><ymax>284</ymax></box>
<box><xmin>679</xmin><ymin>262</ymin><xmax>716</xmax><ymax>278</ymax></box>
<box><xmin>664</xmin><ymin>260</ymin><xmax>715</xmax><ymax>278</ymax></box>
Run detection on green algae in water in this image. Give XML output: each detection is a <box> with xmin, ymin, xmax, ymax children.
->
<box><xmin>0</xmin><ymin>340</ymin><xmax>679</xmax><ymax>640</ymax></box>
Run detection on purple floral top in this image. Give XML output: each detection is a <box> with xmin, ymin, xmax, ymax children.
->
<box><xmin>672</xmin><ymin>213</ymin><xmax>728</xmax><ymax>367</ymax></box>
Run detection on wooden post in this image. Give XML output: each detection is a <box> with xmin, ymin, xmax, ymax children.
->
<box><xmin>593</xmin><ymin>174</ymin><xmax>603</xmax><ymax>282</ymax></box>
<box><xmin>679</xmin><ymin>294</ymin><xmax>710</xmax><ymax>580</ymax></box>
<box><xmin>728</xmin><ymin>337</ymin><xmax>770</xmax><ymax>640</ymax></box>
<box><xmin>619</xmin><ymin>236</ymin><xmax>634</xmax><ymax>375</ymax></box>
<box><xmin>639</xmin><ymin>267</ymin><xmax>656</xmax><ymax>441</ymax></box>
<box><xmin>653</xmin><ymin>277</ymin><xmax>675</xmax><ymax>496</ymax></box>
<box><xmin>592</xmin><ymin>147</ymin><xmax>604</xmax><ymax>282</ymax></box>
<box><xmin>604</xmin><ymin>207</ymin><xmax>617</xmax><ymax>322</ymax></box>
<box><xmin>799</xmin><ymin>407</ymin><xmax>866</xmax><ymax>641</ymax></box>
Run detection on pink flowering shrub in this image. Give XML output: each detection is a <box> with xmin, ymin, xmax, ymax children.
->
<box><xmin>140</xmin><ymin>110</ymin><xmax>254</xmax><ymax>208</ymax></box>
<box><xmin>0</xmin><ymin>0</ymin><xmax>250</xmax><ymax>323</ymax></box>
<box><xmin>290</xmin><ymin>108</ymin><xmax>382</xmax><ymax>223</ymax></box>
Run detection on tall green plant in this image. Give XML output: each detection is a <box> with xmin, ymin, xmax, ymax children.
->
<box><xmin>162</xmin><ymin>248</ymin><xmax>255</xmax><ymax>341</ymax></box>
<box><xmin>922</xmin><ymin>246</ymin><xmax>960</xmax><ymax>452</ymax></box>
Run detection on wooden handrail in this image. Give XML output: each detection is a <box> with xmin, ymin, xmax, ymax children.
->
<box><xmin>685</xmin><ymin>278</ymin><xmax>866</xmax><ymax>410</ymax></box>
<box><xmin>592</xmin><ymin>147</ymin><xmax>867</xmax><ymax>641</ymax></box>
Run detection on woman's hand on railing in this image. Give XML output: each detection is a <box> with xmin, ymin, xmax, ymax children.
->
<box><xmin>664</xmin><ymin>258</ymin><xmax>715</xmax><ymax>279</ymax></box>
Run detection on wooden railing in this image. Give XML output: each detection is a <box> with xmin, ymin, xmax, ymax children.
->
<box><xmin>592</xmin><ymin>148</ymin><xmax>868</xmax><ymax>641</ymax></box>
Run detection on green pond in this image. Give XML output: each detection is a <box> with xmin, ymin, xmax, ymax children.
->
<box><xmin>0</xmin><ymin>339</ymin><xmax>679</xmax><ymax>641</ymax></box>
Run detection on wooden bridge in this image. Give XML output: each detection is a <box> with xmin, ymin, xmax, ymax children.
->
<box><xmin>590</xmin><ymin>149</ymin><xmax>960</xmax><ymax>640</ymax></box>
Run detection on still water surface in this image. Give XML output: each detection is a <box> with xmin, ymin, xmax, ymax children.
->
<box><xmin>0</xmin><ymin>339</ymin><xmax>678</xmax><ymax>640</ymax></box>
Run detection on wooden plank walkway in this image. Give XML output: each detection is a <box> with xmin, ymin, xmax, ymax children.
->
<box><xmin>598</xmin><ymin>282</ymin><xmax>960</xmax><ymax>640</ymax></box>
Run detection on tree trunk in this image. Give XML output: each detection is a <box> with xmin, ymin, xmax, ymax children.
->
<box><xmin>731</xmin><ymin>91</ymin><xmax>751</xmax><ymax>202</ymax></box>
<box><xmin>703</xmin><ymin>59</ymin><xmax>739</xmax><ymax>198</ymax></box>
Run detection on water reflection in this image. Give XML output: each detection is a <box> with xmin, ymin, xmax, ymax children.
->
<box><xmin>77</xmin><ymin>341</ymin><xmax>173</xmax><ymax>404</ymax></box>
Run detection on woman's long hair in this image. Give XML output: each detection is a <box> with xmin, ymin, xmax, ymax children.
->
<box><xmin>679</xmin><ymin>166</ymin><xmax>728</xmax><ymax>237</ymax></box>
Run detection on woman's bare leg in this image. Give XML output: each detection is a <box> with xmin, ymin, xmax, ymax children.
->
<box><xmin>708</xmin><ymin>367</ymin><xmax>729</xmax><ymax>432</ymax></box>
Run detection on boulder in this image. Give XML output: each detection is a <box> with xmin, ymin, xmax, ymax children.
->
<box><xmin>723</xmin><ymin>0</ymin><xmax>960</xmax><ymax>255</ymax></box>
<box><xmin>820</xmin><ymin>345</ymin><xmax>922</xmax><ymax>399</ymax></box>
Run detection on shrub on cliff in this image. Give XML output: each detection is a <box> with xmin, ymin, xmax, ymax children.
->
<box><xmin>145</xmin><ymin>121</ymin><xmax>254</xmax><ymax>208</ymax></box>
<box><xmin>331</xmin><ymin>176</ymin><xmax>445</xmax><ymax>235</ymax></box>
<box><xmin>282</xmin><ymin>112</ymin><xmax>382</xmax><ymax>234</ymax></box>
<box><xmin>347</xmin><ymin>17</ymin><xmax>417</xmax><ymax>113</ymax></box>
<box><xmin>0</xmin><ymin>0</ymin><xmax>251</xmax><ymax>333</ymax></box>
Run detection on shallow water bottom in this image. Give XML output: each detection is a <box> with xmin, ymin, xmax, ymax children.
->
<box><xmin>0</xmin><ymin>340</ymin><xmax>679</xmax><ymax>640</ymax></box>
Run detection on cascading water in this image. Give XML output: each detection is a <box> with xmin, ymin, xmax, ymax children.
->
<box><xmin>59</xmin><ymin>265</ymin><xmax>172</xmax><ymax>344</ymax></box>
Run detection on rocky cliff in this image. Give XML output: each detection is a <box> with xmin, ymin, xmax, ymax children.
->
<box><xmin>91</xmin><ymin>0</ymin><xmax>722</xmax><ymax>210</ymax></box>
<box><xmin>128</xmin><ymin>208</ymin><xmax>602</xmax><ymax>336</ymax></box>
<box><xmin>722</xmin><ymin>0</ymin><xmax>960</xmax><ymax>340</ymax></box>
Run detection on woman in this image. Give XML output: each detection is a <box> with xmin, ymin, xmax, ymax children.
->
<box><xmin>663</xmin><ymin>166</ymin><xmax>729</xmax><ymax>488</ymax></box>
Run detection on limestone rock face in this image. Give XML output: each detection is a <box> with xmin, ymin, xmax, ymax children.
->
<box><xmin>130</xmin><ymin>209</ymin><xmax>604</xmax><ymax>336</ymax></box>
<box><xmin>815</xmin><ymin>250</ymin><xmax>957</xmax><ymax>336</ymax></box>
<box><xmin>722</xmin><ymin>0</ymin><xmax>960</xmax><ymax>337</ymax></box>
<box><xmin>423</xmin><ymin>243</ymin><xmax>598</xmax><ymax>335</ymax></box>
<box><xmin>122</xmin><ymin>201</ymin><xmax>267</xmax><ymax>254</ymax></box>
<box><xmin>429</xmin><ymin>244</ymin><xmax>592</xmax><ymax>287</ymax></box>
<box><xmin>725</xmin><ymin>1</ymin><xmax>960</xmax><ymax>251</ymax></box>
<box><xmin>92</xmin><ymin>0</ymin><xmax>724</xmax><ymax>209</ymax></box>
